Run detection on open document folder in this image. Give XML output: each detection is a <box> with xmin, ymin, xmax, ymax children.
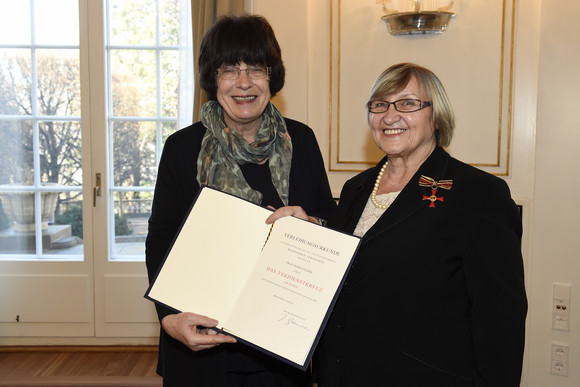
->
<box><xmin>145</xmin><ymin>186</ymin><xmax>361</xmax><ymax>370</ymax></box>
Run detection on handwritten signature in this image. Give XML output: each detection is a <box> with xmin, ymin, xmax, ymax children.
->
<box><xmin>277</xmin><ymin>314</ymin><xmax>310</xmax><ymax>331</ymax></box>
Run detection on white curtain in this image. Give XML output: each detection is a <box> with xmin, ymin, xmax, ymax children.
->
<box><xmin>177</xmin><ymin>0</ymin><xmax>194</xmax><ymax>129</ymax></box>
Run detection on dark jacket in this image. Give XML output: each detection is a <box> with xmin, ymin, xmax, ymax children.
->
<box><xmin>145</xmin><ymin>119</ymin><xmax>336</xmax><ymax>386</ymax></box>
<box><xmin>314</xmin><ymin>146</ymin><xmax>527</xmax><ymax>386</ymax></box>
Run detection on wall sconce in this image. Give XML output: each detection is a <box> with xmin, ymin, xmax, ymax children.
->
<box><xmin>377</xmin><ymin>0</ymin><xmax>456</xmax><ymax>36</ymax></box>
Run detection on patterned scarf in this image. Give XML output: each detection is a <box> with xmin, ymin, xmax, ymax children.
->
<box><xmin>197</xmin><ymin>101</ymin><xmax>292</xmax><ymax>205</ymax></box>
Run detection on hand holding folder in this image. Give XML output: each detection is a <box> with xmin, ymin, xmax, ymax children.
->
<box><xmin>146</xmin><ymin>186</ymin><xmax>361</xmax><ymax>370</ymax></box>
<box><xmin>161</xmin><ymin>312</ymin><xmax>237</xmax><ymax>352</ymax></box>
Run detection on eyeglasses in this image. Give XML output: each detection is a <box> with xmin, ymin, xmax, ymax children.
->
<box><xmin>216</xmin><ymin>65</ymin><xmax>272</xmax><ymax>80</ymax></box>
<box><xmin>367</xmin><ymin>99</ymin><xmax>432</xmax><ymax>113</ymax></box>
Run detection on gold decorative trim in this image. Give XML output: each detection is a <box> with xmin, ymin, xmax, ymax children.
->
<box><xmin>329</xmin><ymin>0</ymin><xmax>515</xmax><ymax>176</ymax></box>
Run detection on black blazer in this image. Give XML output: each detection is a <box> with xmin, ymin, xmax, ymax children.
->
<box><xmin>314</xmin><ymin>147</ymin><xmax>527</xmax><ymax>387</ymax></box>
<box><xmin>145</xmin><ymin>119</ymin><xmax>336</xmax><ymax>386</ymax></box>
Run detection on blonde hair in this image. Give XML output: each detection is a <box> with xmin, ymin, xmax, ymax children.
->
<box><xmin>368</xmin><ymin>63</ymin><xmax>455</xmax><ymax>147</ymax></box>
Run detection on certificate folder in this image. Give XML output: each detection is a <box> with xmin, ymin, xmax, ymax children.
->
<box><xmin>145</xmin><ymin>186</ymin><xmax>361</xmax><ymax>370</ymax></box>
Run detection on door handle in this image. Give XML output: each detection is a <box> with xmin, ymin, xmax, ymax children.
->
<box><xmin>93</xmin><ymin>173</ymin><xmax>102</xmax><ymax>207</ymax></box>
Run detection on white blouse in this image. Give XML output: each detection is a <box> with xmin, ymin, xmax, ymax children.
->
<box><xmin>353</xmin><ymin>191</ymin><xmax>401</xmax><ymax>237</ymax></box>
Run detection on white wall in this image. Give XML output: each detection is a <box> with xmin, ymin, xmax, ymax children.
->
<box><xmin>252</xmin><ymin>0</ymin><xmax>579</xmax><ymax>385</ymax></box>
<box><xmin>526</xmin><ymin>0</ymin><xmax>580</xmax><ymax>385</ymax></box>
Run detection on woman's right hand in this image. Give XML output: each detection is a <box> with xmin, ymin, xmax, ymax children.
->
<box><xmin>161</xmin><ymin>312</ymin><xmax>237</xmax><ymax>352</ymax></box>
<box><xmin>265</xmin><ymin>205</ymin><xmax>313</xmax><ymax>224</ymax></box>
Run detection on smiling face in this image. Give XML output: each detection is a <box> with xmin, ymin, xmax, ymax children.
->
<box><xmin>368</xmin><ymin>75</ymin><xmax>436</xmax><ymax>163</ymax></box>
<box><xmin>216</xmin><ymin>62</ymin><xmax>272</xmax><ymax>135</ymax></box>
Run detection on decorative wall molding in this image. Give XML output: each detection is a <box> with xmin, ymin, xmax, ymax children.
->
<box><xmin>329</xmin><ymin>0</ymin><xmax>516</xmax><ymax>176</ymax></box>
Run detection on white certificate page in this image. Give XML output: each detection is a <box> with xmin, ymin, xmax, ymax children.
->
<box><xmin>146</xmin><ymin>186</ymin><xmax>360</xmax><ymax>369</ymax></box>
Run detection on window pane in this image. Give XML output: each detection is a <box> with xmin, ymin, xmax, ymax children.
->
<box><xmin>0</xmin><ymin>49</ymin><xmax>32</xmax><ymax>115</ymax></box>
<box><xmin>39</xmin><ymin>121</ymin><xmax>82</xmax><ymax>186</ymax></box>
<box><xmin>0</xmin><ymin>188</ymin><xmax>82</xmax><ymax>256</ymax></box>
<box><xmin>112</xmin><ymin>121</ymin><xmax>156</xmax><ymax>187</ymax></box>
<box><xmin>109</xmin><ymin>0</ymin><xmax>156</xmax><ymax>46</ymax></box>
<box><xmin>111</xmin><ymin>49</ymin><xmax>156</xmax><ymax>117</ymax></box>
<box><xmin>161</xmin><ymin>50</ymin><xmax>179</xmax><ymax>117</ymax></box>
<box><xmin>111</xmin><ymin>190</ymin><xmax>151</xmax><ymax>258</ymax></box>
<box><xmin>37</xmin><ymin>49</ymin><xmax>81</xmax><ymax>116</ymax></box>
<box><xmin>0</xmin><ymin>190</ymin><xmax>40</xmax><ymax>253</ymax></box>
<box><xmin>35</xmin><ymin>0</ymin><xmax>79</xmax><ymax>45</ymax></box>
<box><xmin>0</xmin><ymin>1</ymin><xmax>31</xmax><ymax>45</ymax></box>
<box><xmin>52</xmin><ymin>191</ymin><xmax>83</xmax><ymax>256</ymax></box>
<box><xmin>146</xmin><ymin>121</ymin><xmax>176</xmax><ymax>185</ymax></box>
<box><xmin>160</xmin><ymin>0</ymin><xmax>179</xmax><ymax>46</ymax></box>
<box><xmin>162</xmin><ymin>121</ymin><xmax>176</xmax><ymax>146</ymax></box>
<box><xmin>0</xmin><ymin>121</ymin><xmax>34</xmax><ymax>186</ymax></box>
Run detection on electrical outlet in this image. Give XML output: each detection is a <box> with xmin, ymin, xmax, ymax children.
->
<box><xmin>551</xmin><ymin>343</ymin><xmax>569</xmax><ymax>376</ymax></box>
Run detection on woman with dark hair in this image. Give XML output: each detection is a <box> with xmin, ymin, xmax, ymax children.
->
<box><xmin>145</xmin><ymin>14</ymin><xmax>336</xmax><ymax>387</ymax></box>
<box><xmin>267</xmin><ymin>63</ymin><xmax>527</xmax><ymax>386</ymax></box>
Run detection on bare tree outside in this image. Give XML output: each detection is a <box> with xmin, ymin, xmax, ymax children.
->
<box><xmin>0</xmin><ymin>52</ymin><xmax>81</xmax><ymax>184</ymax></box>
<box><xmin>0</xmin><ymin>0</ymin><xmax>180</xmax><ymax>257</ymax></box>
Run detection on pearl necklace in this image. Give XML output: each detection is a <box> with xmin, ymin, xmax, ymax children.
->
<box><xmin>370</xmin><ymin>161</ymin><xmax>389</xmax><ymax>210</ymax></box>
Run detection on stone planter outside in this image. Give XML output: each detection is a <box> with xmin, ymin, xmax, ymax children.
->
<box><xmin>0</xmin><ymin>184</ymin><xmax>59</xmax><ymax>232</ymax></box>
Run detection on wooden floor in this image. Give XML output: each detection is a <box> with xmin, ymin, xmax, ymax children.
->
<box><xmin>0</xmin><ymin>346</ymin><xmax>162</xmax><ymax>387</ymax></box>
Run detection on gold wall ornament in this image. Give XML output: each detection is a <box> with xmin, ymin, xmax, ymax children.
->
<box><xmin>377</xmin><ymin>0</ymin><xmax>456</xmax><ymax>35</ymax></box>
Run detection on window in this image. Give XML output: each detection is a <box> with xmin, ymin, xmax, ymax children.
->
<box><xmin>0</xmin><ymin>0</ymin><xmax>186</xmax><ymax>261</ymax></box>
<box><xmin>0</xmin><ymin>0</ymin><xmax>83</xmax><ymax>259</ymax></box>
<box><xmin>106</xmin><ymin>0</ymin><xmax>181</xmax><ymax>260</ymax></box>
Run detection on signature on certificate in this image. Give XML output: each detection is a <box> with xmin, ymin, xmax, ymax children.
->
<box><xmin>277</xmin><ymin>313</ymin><xmax>310</xmax><ymax>331</ymax></box>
